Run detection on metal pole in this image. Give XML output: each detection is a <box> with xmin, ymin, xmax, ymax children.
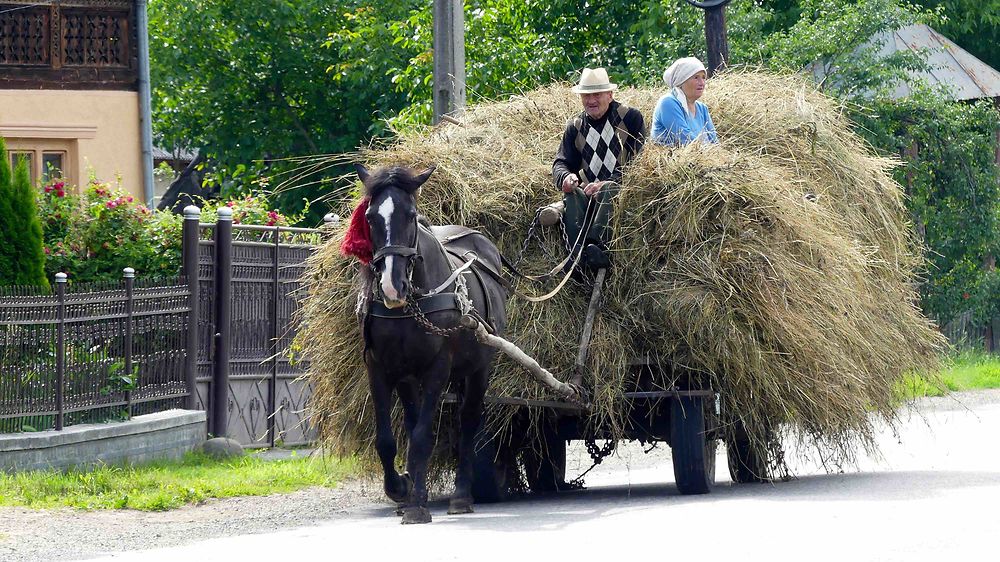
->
<box><xmin>55</xmin><ymin>273</ymin><xmax>67</xmax><ymax>431</ymax></box>
<box><xmin>181</xmin><ymin>206</ymin><xmax>201</xmax><ymax>410</ymax></box>
<box><xmin>123</xmin><ymin>267</ymin><xmax>135</xmax><ymax>418</ymax></box>
<box><xmin>212</xmin><ymin>207</ymin><xmax>233</xmax><ymax>437</ymax></box>
<box><xmin>432</xmin><ymin>0</ymin><xmax>466</xmax><ymax>124</ymax></box>
<box><xmin>268</xmin><ymin>226</ymin><xmax>280</xmax><ymax>447</ymax></box>
<box><xmin>136</xmin><ymin>0</ymin><xmax>155</xmax><ymax>206</ymax></box>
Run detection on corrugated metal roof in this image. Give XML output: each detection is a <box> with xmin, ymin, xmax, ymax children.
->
<box><xmin>861</xmin><ymin>24</ymin><xmax>1000</xmax><ymax>101</ymax></box>
<box><xmin>152</xmin><ymin>146</ymin><xmax>197</xmax><ymax>162</ymax></box>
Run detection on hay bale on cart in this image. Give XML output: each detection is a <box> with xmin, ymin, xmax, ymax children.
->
<box><xmin>297</xmin><ymin>71</ymin><xmax>946</xmax><ymax>495</ymax></box>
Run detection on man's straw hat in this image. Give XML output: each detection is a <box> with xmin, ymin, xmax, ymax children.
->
<box><xmin>572</xmin><ymin>67</ymin><xmax>618</xmax><ymax>94</ymax></box>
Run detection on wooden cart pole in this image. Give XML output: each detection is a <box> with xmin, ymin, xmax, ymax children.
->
<box><xmin>571</xmin><ymin>267</ymin><xmax>608</xmax><ymax>388</ymax></box>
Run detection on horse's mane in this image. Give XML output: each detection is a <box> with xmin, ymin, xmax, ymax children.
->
<box><xmin>365</xmin><ymin>166</ymin><xmax>423</xmax><ymax>197</ymax></box>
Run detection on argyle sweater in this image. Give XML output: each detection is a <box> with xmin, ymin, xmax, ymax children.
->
<box><xmin>552</xmin><ymin>101</ymin><xmax>645</xmax><ymax>188</ymax></box>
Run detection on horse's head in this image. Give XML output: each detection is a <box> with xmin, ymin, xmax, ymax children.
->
<box><xmin>357</xmin><ymin>163</ymin><xmax>435</xmax><ymax>309</ymax></box>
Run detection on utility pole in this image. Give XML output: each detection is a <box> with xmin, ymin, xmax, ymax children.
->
<box><xmin>683</xmin><ymin>0</ymin><xmax>733</xmax><ymax>77</ymax></box>
<box><xmin>433</xmin><ymin>0</ymin><xmax>466</xmax><ymax>124</ymax></box>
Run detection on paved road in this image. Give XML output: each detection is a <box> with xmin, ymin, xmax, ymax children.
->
<box><xmin>87</xmin><ymin>392</ymin><xmax>1000</xmax><ymax>562</ymax></box>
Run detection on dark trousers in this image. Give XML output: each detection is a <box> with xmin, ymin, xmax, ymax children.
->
<box><xmin>562</xmin><ymin>182</ymin><xmax>618</xmax><ymax>252</ymax></box>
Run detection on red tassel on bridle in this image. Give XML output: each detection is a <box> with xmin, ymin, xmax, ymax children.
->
<box><xmin>340</xmin><ymin>197</ymin><xmax>373</xmax><ymax>264</ymax></box>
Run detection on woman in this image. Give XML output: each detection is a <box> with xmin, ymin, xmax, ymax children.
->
<box><xmin>651</xmin><ymin>57</ymin><xmax>719</xmax><ymax>146</ymax></box>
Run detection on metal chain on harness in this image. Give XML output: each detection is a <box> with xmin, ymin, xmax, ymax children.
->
<box><xmin>403</xmin><ymin>270</ymin><xmax>474</xmax><ymax>338</ymax></box>
<box><xmin>565</xmin><ymin>438</ymin><xmax>617</xmax><ymax>489</ymax></box>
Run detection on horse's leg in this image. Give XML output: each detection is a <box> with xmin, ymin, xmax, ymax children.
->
<box><xmin>400</xmin><ymin>352</ymin><xmax>452</xmax><ymax>525</ymax></box>
<box><xmin>448</xmin><ymin>365</ymin><xmax>488</xmax><ymax>514</ymax></box>
<box><xmin>397</xmin><ymin>378</ymin><xmax>420</xmax><ymax>436</ymax></box>
<box><xmin>367</xmin><ymin>366</ymin><xmax>410</xmax><ymax>503</ymax></box>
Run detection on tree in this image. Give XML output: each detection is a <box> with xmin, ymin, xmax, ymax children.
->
<box><xmin>149</xmin><ymin>0</ymin><xmax>422</xmax><ymax>223</ymax></box>
<box><xmin>0</xmin><ymin>137</ymin><xmax>48</xmax><ymax>288</ymax></box>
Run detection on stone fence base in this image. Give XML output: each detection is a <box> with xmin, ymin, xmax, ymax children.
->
<box><xmin>0</xmin><ymin>409</ymin><xmax>207</xmax><ymax>472</ymax></box>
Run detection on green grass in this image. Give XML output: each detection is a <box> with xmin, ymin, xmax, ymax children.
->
<box><xmin>0</xmin><ymin>451</ymin><xmax>355</xmax><ymax>511</ymax></box>
<box><xmin>898</xmin><ymin>348</ymin><xmax>1000</xmax><ymax>399</ymax></box>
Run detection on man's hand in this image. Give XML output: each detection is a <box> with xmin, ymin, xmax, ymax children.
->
<box><xmin>561</xmin><ymin>173</ymin><xmax>580</xmax><ymax>193</ymax></box>
<box><xmin>583</xmin><ymin>180</ymin><xmax>607</xmax><ymax>197</ymax></box>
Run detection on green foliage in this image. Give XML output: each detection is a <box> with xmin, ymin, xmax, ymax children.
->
<box><xmin>855</xmin><ymin>92</ymin><xmax>1000</xmax><ymax>323</ymax></box>
<box><xmin>37</xmin><ymin>177</ymin><xmax>300</xmax><ymax>283</ymax></box>
<box><xmin>0</xmin><ymin>451</ymin><xmax>355</xmax><ymax>511</ymax></box>
<box><xmin>898</xmin><ymin>348</ymin><xmax>1000</xmax><ymax>399</ymax></box>
<box><xmin>761</xmin><ymin>0</ymin><xmax>934</xmax><ymax>98</ymax></box>
<box><xmin>0</xmin><ymin>139</ymin><xmax>49</xmax><ymax>288</ymax></box>
<box><xmin>38</xmin><ymin>179</ymin><xmax>178</xmax><ymax>282</ymax></box>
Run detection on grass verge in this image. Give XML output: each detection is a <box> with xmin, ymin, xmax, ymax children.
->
<box><xmin>0</xmin><ymin>451</ymin><xmax>355</xmax><ymax>511</ymax></box>
<box><xmin>898</xmin><ymin>348</ymin><xmax>1000</xmax><ymax>399</ymax></box>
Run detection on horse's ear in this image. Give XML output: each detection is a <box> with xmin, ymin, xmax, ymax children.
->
<box><xmin>355</xmin><ymin>163</ymin><xmax>370</xmax><ymax>184</ymax></box>
<box><xmin>414</xmin><ymin>165</ymin><xmax>436</xmax><ymax>186</ymax></box>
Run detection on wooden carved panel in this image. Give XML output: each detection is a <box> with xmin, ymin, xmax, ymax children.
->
<box><xmin>61</xmin><ymin>9</ymin><xmax>129</xmax><ymax>67</ymax></box>
<box><xmin>0</xmin><ymin>5</ymin><xmax>51</xmax><ymax>65</ymax></box>
<box><xmin>0</xmin><ymin>1</ymin><xmax>137</xmax><ymax>90</ymax></box>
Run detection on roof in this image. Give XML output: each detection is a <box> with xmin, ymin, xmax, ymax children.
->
<box><xmin>152</xmin><ymin>146</ymin><xmax>197</xmax><ymax>162</ymax></box>
<box><xmin>847</xmin><ymin>24</ymin><xmax>1000</xmax><ymax>101</ymax></box>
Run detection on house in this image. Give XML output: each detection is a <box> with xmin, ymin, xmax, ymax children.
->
<box><xmin>0</xmin><ymin>0</ymin><xmax>153</xmax><ymax>202</ymax></box>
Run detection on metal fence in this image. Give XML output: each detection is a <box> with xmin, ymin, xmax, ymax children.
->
<box><xmin>184</xmin><ymin>206</ymin><xmax>325</xmax><ymax>448</ymax></box>
<box><xmin>0</xmin><ymin>271</ymin><xmax>191</xmax><ymax>433</ymax></box>
<box><xmin>1</xmin><ymin>208</ymin><xmax>329</xmax><ymax>446</ymax></box>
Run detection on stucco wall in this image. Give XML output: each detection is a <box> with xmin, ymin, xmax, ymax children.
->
<box><xmin>0</xmin><ymin>89</ymin><xmax>143</xmax><ymax>200</ymax></box>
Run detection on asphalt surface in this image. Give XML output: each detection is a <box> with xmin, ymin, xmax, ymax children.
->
<box><xmin>69</xmin><ymin>390</ymin><xmax>1000</xmax><ymax>562</ymax></box>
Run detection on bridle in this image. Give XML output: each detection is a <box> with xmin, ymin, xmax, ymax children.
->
<box><xmin>369</xmin><ymin>211</ymin><xmax>421</xmax><ymax>302</ymax></box>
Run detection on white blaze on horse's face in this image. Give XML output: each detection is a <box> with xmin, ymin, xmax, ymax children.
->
<box><xmin>377</xmin><ymin>196</ymin><xmax>401</xmax><ymax>303</ymax></box>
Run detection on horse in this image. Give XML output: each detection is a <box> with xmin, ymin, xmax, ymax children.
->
<box><xmin>352</xmin><ymin>163</ymin><xmax>509</xmax><ymax>524</ymax></box>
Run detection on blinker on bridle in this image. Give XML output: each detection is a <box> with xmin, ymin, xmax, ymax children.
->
<box><xmin>370</xmin><ymin>211</ymin><xmax>421</xmax><ymax>298</ymax></box>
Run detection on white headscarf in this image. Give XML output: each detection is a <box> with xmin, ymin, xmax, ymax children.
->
<box><xmin>663</xmin><ymin>57</ymin><xmax>707</xmax><ymax>117</ymax></box>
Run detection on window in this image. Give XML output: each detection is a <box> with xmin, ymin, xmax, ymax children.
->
<box><xmin>7</xmin><ymin>151</ymin><xmax>36</xmax><ymax>184</ymax></box>
<box><xmin>4</xmin><ymin>141</ymin><xmax>74</xmax><ymax>187</ymax></box>
<box><xmin>42</xmin><ymin>152</ymin><xmax>65</xmax><ymax>182</ymax></box>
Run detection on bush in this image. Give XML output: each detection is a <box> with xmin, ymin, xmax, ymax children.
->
<box><xmin>37</xmin><ymin>177</ymin><xmax>305</xmax><ymax>283</ymax></box>
<box><xmin>0</xmin><ymin>137</ymin><xmax>48</xmax><ymax>288</ymax></box>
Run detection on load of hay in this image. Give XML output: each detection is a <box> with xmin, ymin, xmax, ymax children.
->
<box><xmin>297</xmin><ymin>71</ymin><xmax>946</xmax><ymax>477</ymax></box>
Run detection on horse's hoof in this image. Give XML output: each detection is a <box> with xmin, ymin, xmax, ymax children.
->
<box><xmin>447</xmin><ymin>498</ymin><xmax>474</xmax><ymax>515</ymax></box>
<box><xmin>395</xmin><ymin>505</ymin><xmax>404</xmax><ymax>516</ymax></box>
<box><xmin>385</xmin><ymin>473</ymin><xmax>413</xmax><ymax>503</ymax></box>
<box><xmin>401</xmin><ymin>506</ymin><xmax>432</xmax><ymax>524</ymax></box>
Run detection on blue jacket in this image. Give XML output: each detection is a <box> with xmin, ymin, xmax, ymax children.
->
<box><xmin>651</xmin><ymin>94</ymin><xmax>718</xmax><ymax>146</ymax></box>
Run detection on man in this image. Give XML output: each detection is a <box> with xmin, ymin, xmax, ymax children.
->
<box><xmin>552</xmin><ymin>67</ymin><xmax>645</xmax><ymax>271</ymax></box>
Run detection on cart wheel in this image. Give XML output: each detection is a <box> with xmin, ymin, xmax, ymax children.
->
<box><xmin>727</xmin><ymin>435</ymin><xmax>768</xmax><ymax>483</ymax></box>
<box><xmin>471</xmin><ymin>432</ymin><xmax>515</xmax><ymax>503</ymax></box>
<box><xmin>671</xmin><ymin>395</ymin><xmax>716</xmax><ymax>495</ymax></box>
<box><xmin>522</xmin><ymin>424</ymin><xmax>567</xmax><ymax>493</ymax></box>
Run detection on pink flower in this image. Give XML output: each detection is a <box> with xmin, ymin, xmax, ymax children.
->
<box><xmin>226</xmin><ymin>201</ymin><xmax>235</xmax><ymax>207</ymax></box>
<box><xmin>54</xmin><ymin>182</ymin><xmax>65</xmax><ymax>189</ymax></box>
<box><xmin>266</xmin><ymin>219</ymin><xmax>276</xmax><ymax>226</ymax></box>
<box><xmin>126</xmin><ymin>196</ymin><xmax>134</xmax><ymax>203</ymax></box>
<box><xmin>44</xmin><ymin>185</ymin><xmax>53</xmax><ymax>193</ymax></box>
<box><xmin>44</xmin><ymin>247</ymin><xmax>51</xmax><ymax>255</ymax></box>
<box><xmin>56</xmin><ymin>190</ymin><xmax>65</xmax><ymax>198</ymax></box>
<box><xmin>106</xmin><ymin>201</ymin><xmax>117</xmax><ymax>208</ymax></box>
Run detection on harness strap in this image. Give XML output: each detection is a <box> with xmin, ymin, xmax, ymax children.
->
<box><xmin>423</xmin><ymin>256</ymin><xmax>476</xmax><ymax>297</ymax></box>
<box><xmin>372</xmin><ymin>245</ymin><xmax>417</xmax><ymax>262</ymax></box>
<box><xmin>369</xmin><ymin>293</ymin><xmax>460</xmax><ymax>318</ymax></box>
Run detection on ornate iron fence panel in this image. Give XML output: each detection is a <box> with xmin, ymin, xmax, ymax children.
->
<box><xmin>187</xmin><ymin>208</ymin><xmax>323</xmax><ymax>448</ymax></box>
<box><xmin>0</xmin><ymin>274</ymin><xmax>191</xmax><ymax>433</ymax></box>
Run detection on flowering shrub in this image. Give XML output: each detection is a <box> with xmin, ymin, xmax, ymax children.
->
<box><xmin>37</xmin><ymin>178</ymin><xmax>303</xmax><ymax>283</ymax></box>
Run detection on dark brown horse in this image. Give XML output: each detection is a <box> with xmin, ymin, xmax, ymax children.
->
<box><xmin>356</xmin><ymin>164</ymin><xmax>508</xmax><ymax>524</ymax></box>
